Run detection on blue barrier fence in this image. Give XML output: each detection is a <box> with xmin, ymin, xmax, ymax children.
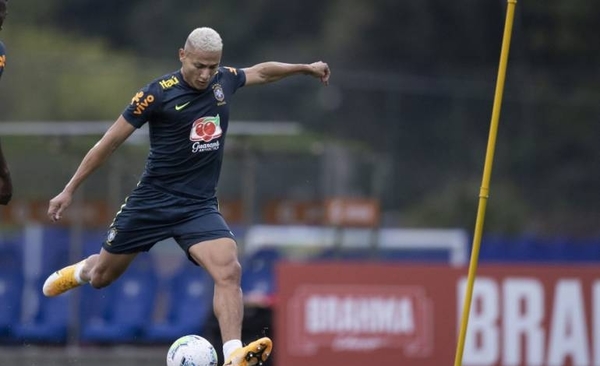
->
<box><xmin>0</xmin><ymin>226</ymin><xmax>599</xmax><ymax>345</ymax></box>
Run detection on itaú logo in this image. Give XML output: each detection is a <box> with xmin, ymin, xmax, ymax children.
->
<box><xmin>190</xmin><ymin>115</ymin><xmax>222</xmax><ymax>142</ymax></box>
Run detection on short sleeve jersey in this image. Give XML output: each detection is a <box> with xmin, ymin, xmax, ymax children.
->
<box><xmin>122</xmin><ymin>67</ymin><xmax>246</xmax><ymax>200</ymax></box>
<box><xmin>0</xmin><ymin>41</ymin><xmax>6</xmax><ymax>80</ymax></box>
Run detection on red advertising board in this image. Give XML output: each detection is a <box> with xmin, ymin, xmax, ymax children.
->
<box><xmin>275</xmin><ymin>263</ymin><xmax>600</xmax><ymax>366</ymax></box>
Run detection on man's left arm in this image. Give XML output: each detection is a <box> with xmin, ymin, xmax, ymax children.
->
<box><xmin>243</xmin><ymin>61</ymin><xmax>330</xmax><ymax>86</ymax></box>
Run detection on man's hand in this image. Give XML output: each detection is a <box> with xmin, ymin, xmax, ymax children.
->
<box><xmin>307</xmin><ymin>61</ymin><xmax>331</xmax><ymax>86</ymax></box>
<box><xmin>0</xmin><ymin>172</ymin><xmax>12</xmax><ymax>205</ymax></box>
<box><xmin>48</xmin><ymin>191</ymin><xmax>73</xmax><ymax>222</ymax></box>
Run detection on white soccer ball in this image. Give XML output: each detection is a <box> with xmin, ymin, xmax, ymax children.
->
<box><xmin>166</xmin><ymin>334</ymin><xmax>218</xmax><ymax>366</ymax></box>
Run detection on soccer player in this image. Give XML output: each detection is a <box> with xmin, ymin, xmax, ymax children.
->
<box><xmin>0</xmin><ymin>0</ymin><xmax>12</xmax><ymax>206</ymax></box>
<box><xmin>42</xmin><ymin>27</ymin><xmax>330</xmax><ymax>366</ymax></box>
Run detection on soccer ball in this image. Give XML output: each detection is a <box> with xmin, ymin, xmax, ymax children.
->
<box><xmin>166</xmin><ymin>334</ymin><xmax>218</xmax><ymax>366</ymax></box>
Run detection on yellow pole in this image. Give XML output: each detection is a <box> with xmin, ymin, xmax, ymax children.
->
<box><xmin>453</xmin><ymin>1</ymin><xmax>517</xmax><ymax>365</ymax></box>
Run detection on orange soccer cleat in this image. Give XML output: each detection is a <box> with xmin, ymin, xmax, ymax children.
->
<box><xmin>223</xmin><ymin>337</ymin><xmax>273</xmax><ymax>366</ymax></box>
<box><xmin>42</xmin><ymin>259</ymin><xmax>88</xmax><ymax>297</ymax></box>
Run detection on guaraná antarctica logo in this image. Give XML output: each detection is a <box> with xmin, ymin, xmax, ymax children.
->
<box><xmin>190</xmin><ymin>115</ymin><xmax>222</xmax><ymax>153</ymax></box>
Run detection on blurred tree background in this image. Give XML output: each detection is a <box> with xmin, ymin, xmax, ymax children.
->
<box><xmin>0</xmin><ymin>0</ymin><xmax>598</xmax><ymax>237</ymax></box>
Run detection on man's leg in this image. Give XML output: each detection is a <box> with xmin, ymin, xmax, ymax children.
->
<box><xmin>189</xmin><ymin>238</ymin><xmax>272</xmax><ymax>366</ymax></box>
<box><xmin>43</xmin><ymin>248</ymin><xmax>137</xmax><ymax>296</ymax></box>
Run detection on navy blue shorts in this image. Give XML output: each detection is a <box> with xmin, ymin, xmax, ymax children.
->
<box><xmin>102</xmin><ymin>183</ymin><xmax>235</xmax><ymax>262</ymax></box>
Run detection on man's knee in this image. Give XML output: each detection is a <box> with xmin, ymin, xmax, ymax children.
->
<box><xmin>190</xmin><ymin>237</ymin><xmax>242</xmax><ymax>285</ymax></box>
<box><xmin>220</xmin><ymin>259</ymin><xmax>242</xmax><ymax>284</ymax></box>
<box><xmin>209</xmin><ymin>256</ymin><xmax>241</xmax><ymax>287</ymax></box>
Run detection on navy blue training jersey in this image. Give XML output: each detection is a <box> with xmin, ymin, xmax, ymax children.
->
<box><xmin>0</xmin><ymin>40</ymin><xmax>6</xmax><ymax>80</ymax></box>
<box><xmin>122</xmin><ymin>67</ymin><xmax>246</xmax><ymax>200</ymax></box>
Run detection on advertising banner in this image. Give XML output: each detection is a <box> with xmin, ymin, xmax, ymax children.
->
<box><xmin>275</xmin><ymin>263</ymin><xmax>600</xmax><ymax>366</ymax></box>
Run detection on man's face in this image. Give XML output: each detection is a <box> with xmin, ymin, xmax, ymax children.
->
<box><xmin>179</xmin><ymin>47</ymin><xmax>221</xmax><ymax>91</ymax></box>
<box><xmin>0</xmin><ymin>1</ymin><xmax>7</xmax><ymax>31</ymax></box>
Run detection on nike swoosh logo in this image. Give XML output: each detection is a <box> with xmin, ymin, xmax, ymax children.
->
<box><xmin>175</xmin><ymin>101</ymin><xmax>191</xmax><ymax>111</ymax></box>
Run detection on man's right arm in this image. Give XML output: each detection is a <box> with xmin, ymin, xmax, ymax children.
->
<box><xmin>0</xmin><ymin>40</ymin><xmax>10</xmax><ymax>205</ymax></box>
<box><xmin>48</xmin><ymin>116</ymin><xmax>136</xmax><ymax>221</ymax></box>
<box><xmin>0</xmin><ymin>140</ymin><xmax>12</xmax><ymax>205</ymax></box>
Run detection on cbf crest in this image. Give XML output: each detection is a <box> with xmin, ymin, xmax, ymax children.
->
<box><xmin>106</xmin><ymin>227</ymin><xmax>117</xmax><ymax>244</ymax></box>
<box><xmin>212</xmin><ymin>84</ymin><xmax>226</xmax><ymax>106</ymax></box>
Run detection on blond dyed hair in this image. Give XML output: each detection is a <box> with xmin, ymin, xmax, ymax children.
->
<box><xmin>184</xmin><ymin>27</ymin><xmax>223</xmax><ymax>52</ymax></box>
